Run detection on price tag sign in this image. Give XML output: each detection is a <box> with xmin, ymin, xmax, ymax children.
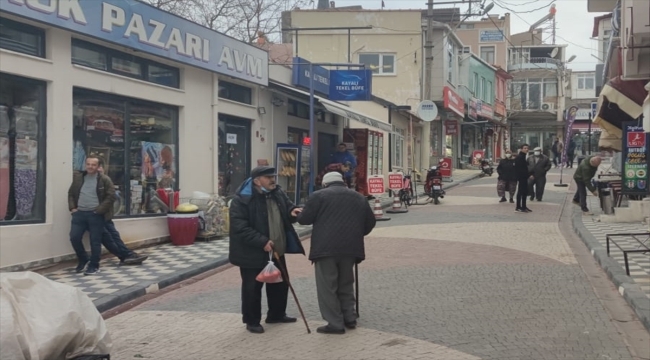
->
<box><xmin>388</xmin><ymin>173</ymin><xmax>403</xmax><ymax>190</ymax></box>
<box><xmin>367</xmin><ymin>175</ymin><xmax>385</xmax><ymax>195</ymax></box>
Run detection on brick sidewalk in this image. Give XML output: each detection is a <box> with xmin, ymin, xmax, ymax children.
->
<box><xmin>40</xmin><ymin>170</ymin><xmax>482</xmax><ymax>312</ymax></box>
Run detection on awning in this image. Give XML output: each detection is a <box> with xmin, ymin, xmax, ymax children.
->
<box><xmin>270</xmin><ymin>81</ymin><xmax>392</xmax><ymax>132</ymax></box>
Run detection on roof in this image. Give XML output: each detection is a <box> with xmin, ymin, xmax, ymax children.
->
<box><xmin>592</xmin><ymin>13</ymin><xmax>613</xmax><ymax>38</ymax></box>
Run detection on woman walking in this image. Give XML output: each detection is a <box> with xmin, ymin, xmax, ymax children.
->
<box><xmin>496</xmin><ymin>150</ymin><xmax>517</xmax><ymax>203</ymax></box>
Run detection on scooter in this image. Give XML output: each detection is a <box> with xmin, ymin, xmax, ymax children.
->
<box><xmin>424</xmin><ymin>163</ymin><xmax>445</xmax><ymax>205</ymax></box>
<box><xmin>480</xmin><ymin>159</ymin><xmax>494</xmax><ymax>177</ymax></box>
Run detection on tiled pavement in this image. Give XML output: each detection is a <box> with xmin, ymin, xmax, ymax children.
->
<box><xmin>42</xmin><ymin>169</ymin><xmax>482</xmax><ymax>312</ymax></box>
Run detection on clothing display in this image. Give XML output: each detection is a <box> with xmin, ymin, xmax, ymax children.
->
<box><xmin>14</xmin><ymin>169</ymin><xmax>36</xmax><ymax>217</ymax></box>
<box><xmin>73</xmin><ymin>140</ymin><xmax>86</xmax><ymax>171</ymax></box>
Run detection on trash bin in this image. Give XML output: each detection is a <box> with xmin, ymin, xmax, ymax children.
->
<box><xmin>600</xmin><ymin>188</ymin><xmax>614</xmax><ymax>215</ymax></box>
<box><xmin>168</xmin><ymin>203</ymin><xmax>200</xmax><ymax>246</ymax></box>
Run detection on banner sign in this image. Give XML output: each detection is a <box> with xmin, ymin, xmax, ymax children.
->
<box><xmin>388</xmin><ymin>173</ymin><xmax>403</xmax><ymax>190</ymax></box>
<box><xmin>445</xmin><ymin>120</ymin><xmax>458</xmax><ymax>135</ymax></box>
<box><xmin>367</xmin><ymin>175</ymin><xmax>385</xmax><ymax>195</ymax></box>
<box><xmin>291</xmin><ymin>56</ymin><xmax>330</xmax><ymax>96</ymax></box>
<box><xmin>439</xmin><ymin>157</ymin><xmax>452</xmax><ymax>178</ymax></box>
<box><xmin>0</xmin><ymin>0</ymin><xmax>269</xmax><ymax>85</ymax></box>
<box><xmin>561</xmin><ymin>106</ymin><xmax>579</xmax><ymax>165</ymax></box>
<box><xmin>329</xmin><ymin>70</ymin><xmax>372</xmax><ymax>101</ymax></box>
<box><xmin>622</xmin><ymin>122</ymin><xmax>649</xmax><ymax>195</ymax></box>
<box><xmin>479</xmin><ymin>29</ymin><xmax>504</xmax><ymax>42</ymax></box>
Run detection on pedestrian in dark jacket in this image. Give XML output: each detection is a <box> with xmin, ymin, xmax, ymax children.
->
<box><xmin>566</xmin><ymin>138</ymin><xmax>577</xmax><ymax>168</ymax></box>
<box><xmin>297</xmin><ymin>171</ymin><xmax>376</xmax><ymax>335</ymax></box>
<box><xmin>496</xmin><ymin>150</ymin><xmax>517</xmax><ymax>203</ymax></box>
<box><xmin>228</xmin><ymin>166</ymin><xmax>305</xmax><ymax>334</ymax></box>
<box><xmin>527</xmin><ymin>146</ymin><xmax>552</xmax><ymax>201</ymax></box>
<box><xmin>514</xmin><ymin>144</ymin><xmax>533</xmax><ymax>213</ymax></box>
<box><xmin>573</xmin><ymin>155</ymin><xmax>601</xmax><ymax>214</ymax></box>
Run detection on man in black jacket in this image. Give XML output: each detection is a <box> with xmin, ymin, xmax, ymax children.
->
<box><xmin>514</xmin><ymin>144</ymin><xmax>533</xmax><ymax>213</ymax></box>
<box><xmin>228</xmin><ymin>166</ymin><xmax>305</xmax><ymax>334</ymax></box>
<box><xmin>527</xmin><ymin>146</ymin><xmax>552</xmax><ymax>201</ymax></box>
<box><xmin>496</xmin><ymin>150</ymin><xmax>517</xmax><ymax>203</ymax></box>
<box><xmin>297</xmin><ymin>171</ymin><xmax>376</xmax><ymax>335</ymax></box>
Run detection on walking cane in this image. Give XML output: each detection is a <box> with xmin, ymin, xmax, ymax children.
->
<box><xmin>273</xmin><ymin>251</ymin><xmax>311</xmax><ymax>334</ymax></box>
<box><xmin>355</xmin><ymin>263</ymin><xmax>359</xmax><ymax>317</ymax></box>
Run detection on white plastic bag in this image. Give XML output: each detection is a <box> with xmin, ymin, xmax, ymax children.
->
<box><xmin>255</xmin><ymin>252</ymin><xmax>283</xmax><ymax>283</ymax></box>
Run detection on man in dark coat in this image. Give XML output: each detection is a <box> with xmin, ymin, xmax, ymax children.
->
<box><xmin>566</xmin><ymin>138</ymin><xmax>577</xmax><ymax>168</ymax></box>
<box><xmin>527</xmin><ymin>146</ymin><xmax>552</xmax><ymax>201</ymax></box>
<box><xmin>496</xmin><ymin>150</ymin><xmax>517</xmax><ymax>203</ymax></box>
<box><xmin>297</xmin><ymin>171</ymin><xmax>376</xmax><ymax>335</ymax></box>
<box><xmin>228</xmin><ymin>166</ymin><xmax>305</xmax><ymax>334</ymax></box>
<box><xmin>573</xmin><ymin>155</ymin><xmax>601</xmax><ymax>214</ymax></box>
<box><xmin>514</xmin><ymin>144</ymin><xmax>533</xmax><ymax>213</ymax></box>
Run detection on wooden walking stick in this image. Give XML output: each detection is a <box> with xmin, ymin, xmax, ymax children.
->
<box><xmin>355</xmin><ymin>263</ymin><xmax>359</xmax><ymax>317</ymax></box>
<box><xmin>273</xmin><ymin>251</ymin><xmax>311</xmax><ymax>334</ymax></box>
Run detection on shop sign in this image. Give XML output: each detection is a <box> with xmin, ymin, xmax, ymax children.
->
<box><xmin>329</xmin><ymin>69</ymin><xmax>372</xmax><ymax>101</ymax></box>
<box><xmin>388</xmin><ymin>173</ymin><xmax>403</xmax><ymax>190</ymax></box>
<box><xmin>591</xmin><ymin>101</ymin><xmax>598</xmax><ymax>119</ymax></box>
<box><xmin>561</xmin><ymin>106</ymin><xmax>579</xmax><ymax>165</ymax></box>
<box><xmin>495</xmin><ymin>101</ymin><xmax>506</xmax><ymax>117</ymax></box>
<box><xmin>622</xmin><ymin>122</ymin><xmax>649</xmax><ymax>195</ymax></box>
<box><xmin>439</xmin><ymin>157</ymin><xmax>452</xmax><ymax>178</ymax></box>
<box><xmin>479</xmin><ymin>29</ymin><xmax>504</xmax><ymax>42</ymax></box>
<box><xmin>367</xmin><ymin>175</ymin><xmax>385</xmax><ymax>195</ymax></box>
<box><xmin>468</xmin><ymin>98</ymin><xmax>478</xmax><ymax>120</ymax></box>
<box><xmin>443</xmin><ymin>86</ymin><xmax>465</xmax><ymax>118</ymax></box>
<box><xmin>478</xmin><ymin>103</ymin><xmax>493</xmax><ymax>120</ymax></box>
<box><xmin>291</xmin><ymin>57</ymin><xmax>330</xmax><ymax>96</ymax></box>
<box><xmin>416</xmin><ymin>100</ymin><xmax>438</xmax><ymax>122</ymax></box>
<box><xmin>2</xmin><ymin>0</ymin><xmax>269</xmax><ymax>85</ymax></box>
<box><xmin>471</xmin><ymin>150</ymin><xmax>485</xmax><ymax>166</ymax></box>
<box><xmin>445</xmin><ymin>120</ymin><xmax>458</xmax><ymax>135</ymax></box>
<box><xmin>574</xmin><ymin>108</ymin><xmax>592</xmax><ymax>120</ymax></box>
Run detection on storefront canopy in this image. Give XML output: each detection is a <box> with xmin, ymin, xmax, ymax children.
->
<box><xmin>270</xmin><ymin>82</ymin><xmax>392</xmax><ymax>132</ymax></box>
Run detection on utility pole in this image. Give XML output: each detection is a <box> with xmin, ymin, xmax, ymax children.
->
<box><xmin>423</xmin><ymin>0</ymin><xmax>434</xmax><ymax>167</ymax></box>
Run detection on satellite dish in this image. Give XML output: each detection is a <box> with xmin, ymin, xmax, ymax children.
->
<box><xmin>550</xmin><ymin>48</ymin><xmax>559</xmax><ymax>58</ymax></box>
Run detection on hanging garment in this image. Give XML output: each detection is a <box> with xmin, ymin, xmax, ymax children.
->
<box><xmin>73</xmin><ymin>141</ymin><xmax>86</xmax><ymax>171</ymax></box>
<box><xmin>14</xmin><ymin>169</ymin><xmax>36</xmax><ymax>217</ymax></box>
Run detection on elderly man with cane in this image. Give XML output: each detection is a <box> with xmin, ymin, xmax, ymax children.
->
<box><xmin>298</xmin><ymin>171</ymin><xmax>376</xmax><ymax>334</ymax></box>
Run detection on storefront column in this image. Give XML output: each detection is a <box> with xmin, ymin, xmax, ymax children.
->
<box><xmin>421</xmin><ymin>118</ymin><xmax>431</xmax><ymax>169</ymax></box>
<box><xmin>211</xmin><ymin>74</ymin><xmax>219</xmax><ymax>195</ymax></box>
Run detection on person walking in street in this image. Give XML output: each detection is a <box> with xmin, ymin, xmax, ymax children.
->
<box><xmin>551</xmin><ymin>139</ymin><xmax>563</xmax><ymax>168</ymax></box>
<box><xmin>573</xmin><ymin>155</ymin><xmax>602</xmax><ymax>215</ymax></box>
<box><xmin>527</xmin><ymin>147</ymin><xmax>552</xmax><ymax>202</ymax></box>
<box><xmin>68</xmin><ymin>156</ymin><xmax>115</xmax><ymax>275</ymax></box>
<box><xmin>566</xmin><ymin>137</ymin><xmax>577</xmax><ymax>168</ymax></box>
<box><xmin>496</xmin><ymin>150</ymin><xmax>517</xmax><ymax>203</ymax></box>
<box><xmin>330</xmin><ymin>143</ymin><xmax>357</xmax><ymax>188</ymax></box>
<box><xmin>514</xmin><ymin>144</ymin><xmax>533</xmax><ymax>213</ymax></box>
<box><xmin>297</xmin><ymin>171</ymin><xmax>376</xmax><ymax>335</ymax></box>
<box><xmin>228</xmin><ymin>166</ymin><xmax>305</xmax><ymax>334</ymax></box>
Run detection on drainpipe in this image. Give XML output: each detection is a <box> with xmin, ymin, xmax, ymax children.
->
<box><xmin>212</xmin><ymin>73</ymin><xmax>219</xmax><ymax>195</ymax></box>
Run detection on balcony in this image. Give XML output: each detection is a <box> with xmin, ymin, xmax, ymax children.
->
<box><xmin>508</xmin><ymin>57</ymin><xmax>560</xmax><ymax>71</ymax></box>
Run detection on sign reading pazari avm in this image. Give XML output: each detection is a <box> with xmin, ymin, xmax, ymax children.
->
<box><xmin>329</xmin><ymin>69</ymin><xmax>372</xmax><ymax>101</ymax></box>
<box><xmin>1</xmin><ymin>0</ymin><xmax>269</xmax><ymax>86</ymax></box>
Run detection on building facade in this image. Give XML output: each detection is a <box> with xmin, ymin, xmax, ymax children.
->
<box><xmin>454</xmin><ymin>14</ymin><xmax>511</xmax><ymax>70</ymax></box>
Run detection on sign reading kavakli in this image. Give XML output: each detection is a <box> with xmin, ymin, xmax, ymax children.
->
<box><xmin>2</xmin><ymin>0</ymin><xmax>269</xmax><ymax>85</ymax></box>
<box><xmin>622</xmin><ymin>122</ymin><xmax>649</xmax><ymax>195</ymax></box>
<box><xmin>367</xmin><ymin>175</ymin><xmax>385</xmax><ymax>195</ymax></box>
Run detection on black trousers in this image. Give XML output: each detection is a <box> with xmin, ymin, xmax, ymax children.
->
<box><xmin>528</xmin><ymin>176</ymin><xmax>547</xmax><ymax>200</ymax></box>
<box><xmin>239</xmin><ymin>256</ymin><xmax>289</xmax><ymax>326</ymax></box>
<box><xmin>573</xmin><ymin>179</ymin><xmax>589</xmax><ymax>211</ymax></box>
<box><xmin>516</xmin><ymin>178</ymin><xmax>528</xmax><ymax>209</ymax></box>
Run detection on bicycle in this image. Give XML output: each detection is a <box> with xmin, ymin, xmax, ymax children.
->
<box><xmin>398</xmin><ymin>170</ymin><xmax>418</xmax><ymax>208</ymax></box>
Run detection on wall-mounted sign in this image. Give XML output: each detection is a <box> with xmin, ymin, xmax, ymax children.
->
<box><xmin>445</xmin><ymin>120</ymin><xmax>458</xmax><ymax>135</ymax></box>
<box><xmin>591</xmin><ymin>101</ymin><xmax>598</xmax><ymax>119</ymax></box>
<box><xmin>328</xmin><ymin>70</ymin><xmax>372</xmax><ymax>101</ymax></box>
<box><xmin>479</xmin><ymin>29</ymin><xmax>505</xmax><ymax>42</ymax></box>
<box><xmin>622</xmin><ymin>122</ymin><xmax>649</xmax><ymax>195</ymax></box>
<box><xmin>416</xmin><ymin>100</ymin><xmax>438</xmax><ymax>122</ymax></box>
<box><xmin>443</xmin><ymin>86</ymin><xmax>465</xmax><ymax>118</ymax></box>
<box><xmin>1</xmin><ymin>0</ymin><xmax>269</xmax><ymax>85</ymax></box>
<box><xmin>478</xmin><ymin>103</ymin><xmax>494</xmax><ymax>120</ymax></box>
<box><xmin>291</xmin><ymin>57</ymin><xmax>330</xmax><ymax>96</ymax></box>
<box><xmin>468</xmin><ymin>98</ymin><xmax>478</xmax><ymax>120</ymax></box>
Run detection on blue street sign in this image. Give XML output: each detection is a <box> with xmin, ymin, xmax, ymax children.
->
<box><xmin>328</xmin><ymin>70</ymin><xmax>372</xmax><ymax>101</ymax></box>
<box><xmin>291</xmin><ymin>57</ymin><xmax>330</xmax><ymax>96</ymax></box>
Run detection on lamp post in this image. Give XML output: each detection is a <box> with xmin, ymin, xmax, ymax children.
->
<box><xmin>588</xmin><ymin>112</ymin><xmax>592</xmax><ymax>155</ymax></box>
<box><xmin>386</xmin><ymin>104</ymin><xmax>412</xmax><ymax>172</ymax></box>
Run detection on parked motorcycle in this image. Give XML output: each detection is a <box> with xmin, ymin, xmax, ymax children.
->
<box><xmin>480</xmin><ymin>159</ymin><xmax>494</xmax><ymax>177</ymax></box>
<box><xmin>424</xmin><ymin>163</ymin><xmax>445</xmax><ymax>205</ymax></box>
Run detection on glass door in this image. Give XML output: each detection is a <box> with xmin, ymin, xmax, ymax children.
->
<box><xmin>218</xmin><ymin>115</ymin><xmax>251</xmax><ymax>197</ymax></box>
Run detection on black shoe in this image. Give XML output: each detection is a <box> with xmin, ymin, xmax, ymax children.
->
<box><xmin>265</xmin><ymin>316</ymin><xmax>297</xmax><ymax>324</ymax></box>
<box><xmin>515</xmin><ymin>208</ymin><xmax>525</xmax><ymax>213</ymax></box>
<box><xmin>75</xmin><ymin>261</ymin><xmax>88</xmax><ymax>273</ymax></box>
<box><xmin>246</xmin><ymin>324</ymin><xmax>265</xmax><ymax>334</ymax></box>
<box><xmin>317</xmin><ymin>325</ymin><xmax>345</xmax><ymax>334</ymax></box>
<box><xmin>572</xmin><ymin>199</ymin><xmax>580</xmax><ymax>205</ymax></box>
<box><xmin>509</xmin><ymin>198</ymin><xmax>514</xmax><ymax>203</ymax></box>
<box><xmin>524</xmin><ymin>208</ymin><xmax>533</xmax><ymax>212</ymax></box>
<box><xmin>84</xmin><ymin>267</ymin><xmax>101</xmax><ymax>276</ymax></box>
<box><xmin>499</xmin><ymin>197</ymin><xmax>507</xmax><ymax>203</ymax></box>
<box><xmin>122</xmin><ymin>253</ymin><xmax>149</xmax><ymax>265</ymax></box>
<box><xmin>536</xmin><ymin>199</ymin><xmax>542</xmax><ymax>202</ymax></box>
<box><xmin>529</xmin><ymin>196</ymin><xmax>535</xmax><ymax>201</ymax></box>
<box><xmin>344</xmin><ymin>321</ymin><xmax>357</xmax><ymax>329</ymax></box>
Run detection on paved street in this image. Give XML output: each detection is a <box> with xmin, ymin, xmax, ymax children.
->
<box><xmin>105</xmin><ymin>169</ymin><xmax>650</xmax><ymax>360</ymax></box>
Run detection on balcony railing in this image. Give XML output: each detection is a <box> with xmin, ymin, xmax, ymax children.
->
<box><xmin>508</xmin><ymin>57</ymin><xmax>560</xmax><ymax>71</ymax></box>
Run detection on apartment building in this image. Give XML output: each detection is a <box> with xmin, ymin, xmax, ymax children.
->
<box><xmin>454</xmin><ymin>14</ymin><xmax>511</xmax><ymax>70</ymax></box>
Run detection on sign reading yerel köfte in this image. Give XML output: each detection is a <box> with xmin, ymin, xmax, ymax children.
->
<box><xmin>2</xmin><ymin>0</ymin><xmax>268</xmax><ymax>85</ymax></box>
<box><xmin>622</xmin><ymin>122</ymin><xmax>649</xmax><ymax>195</ymax></box>
<box><xmin>367</xmin><ymin>175</ymin><xmax>385</xmax><ymax>195</ymax></box>
<box><xmin>388</xmin><ymin>173</ymin><xmax>403</xmax><ymax>190</ymax></box>
<box><xmin>328</xmin><ymin>70</ymin><xmax>372</xmax><ymax>101</ymax></box>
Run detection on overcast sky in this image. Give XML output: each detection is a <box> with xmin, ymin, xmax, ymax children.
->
<box><xmin>325</xmin><ymin>0</ymin><xmax>610</xmax><ymax>71</ymax></box>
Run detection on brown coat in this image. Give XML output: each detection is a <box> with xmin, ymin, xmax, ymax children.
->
<box><xmin>68</xmin><ymin>171</ymin><xmax>115</xmax><ymax>220</ymax></box>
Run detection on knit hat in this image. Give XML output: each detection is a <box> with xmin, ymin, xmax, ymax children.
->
<box><xmin>322</xmin><ymin>171</ymin><xmax>343</xmax><ymax>186</ymax></box>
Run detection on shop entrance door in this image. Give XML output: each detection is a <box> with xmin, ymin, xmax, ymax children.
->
<box><xmin>218</xmin><ymin>115</ymin><xmax>251</xmax><ymax>197</ymax></box>
<box><xmin>318</xmin><ymin>132</ymin><xmax>338</xmax><ymax>171</ymax></box>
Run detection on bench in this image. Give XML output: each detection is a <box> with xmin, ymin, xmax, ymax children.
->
<box><xmin>605</xmin><ymin>232</ymin><xmax>650</xmax><ymax>275</ymax></box>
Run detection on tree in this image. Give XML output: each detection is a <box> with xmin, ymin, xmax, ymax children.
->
<box><xmin>143</xmin><ymin>0</ymin><xmax>311</xmax><ymax>44</ymax></box>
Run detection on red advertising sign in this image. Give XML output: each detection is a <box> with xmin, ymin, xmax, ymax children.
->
<box><xmin>443</xmin><ymin>86</ymin><xmax>465</xmax><ymax>117</ymax></box>
<box><xmin>471</xmin><ymin>150</ymin><xmax>485</xmax><ymax>166</ymax></box>
<box><xmin>439</xmin><ymin>157</ymin><xmax>453</xmax><ymax>177</ymax></box>
<box><xmin>367</xmin><ymin>175</ymin><xmax>385</xmax><ymax>195</ymax></box>
<box><xmin>445</xmin><ymin>120</ymin><xmax>458</xmax><ymax>135</ymax></box>
<box><xmin>628</xmin><ymin>132</ymin><xmax>646</xmax><ymax>148</ymax></box>
<box><xmin>388</xmin><ymin>173</ymin><xmax>403</xmax><ymax>190</ymax></box>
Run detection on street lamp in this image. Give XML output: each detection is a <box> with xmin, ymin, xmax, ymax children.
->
<box><xmin>386</xmin><ymin>104</ymin><xmax>412</xmax><ymax>172</ymax></box>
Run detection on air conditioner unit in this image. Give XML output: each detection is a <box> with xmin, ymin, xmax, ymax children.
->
<box><xmin>541</xmin><ymin>102</ymin><xmax>555</xmax><ymax>111</ymax></box>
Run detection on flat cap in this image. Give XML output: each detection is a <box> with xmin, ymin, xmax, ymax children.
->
<box><xmin>251</xmin><ymin>166</ymin><xmax>276</xmax><ymax>178</ymax></box>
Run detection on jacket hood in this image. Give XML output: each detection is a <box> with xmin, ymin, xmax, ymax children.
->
<box><xmin>235</xmin><ymin>178</ymin><xmax>283</xmax><ymax>203</ymax></box>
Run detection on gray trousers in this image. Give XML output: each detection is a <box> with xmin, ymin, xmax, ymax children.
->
<box><xmin>314</xmin><ymin>256</ymin><xmax>357</xmax><ymax>329</ymax></box>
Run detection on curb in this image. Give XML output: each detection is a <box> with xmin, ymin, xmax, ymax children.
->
<box><xmin>571</xmin><ymin>207</ymin><xmax>650</xmax><ymax>332</ymax></box>
<box><xmin>95</xmin><ymin>173</ymin><xmax>483</xmax><ymax>312</ymax></box>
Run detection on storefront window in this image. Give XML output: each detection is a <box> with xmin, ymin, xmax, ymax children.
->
<box><xmin>72</xmin><ymin>89</ymin><xmax>178</xmax><ymax>217</ymax></box>
<box><xmin>0</xmin><ymin>73</ymin><xmax>46</xmax><ymax>224</ymax></box>
<box><xmin>218</xmin><ymin>114</ymin><xmax>251</xmax><ymax>197</ymax></box>
<box><xmin>218</xmin><ymin>81</ymin><xmax>252</xmax><ymax>105</ymax></box>
<box><xmin>0</xmin><ymin>17</ymin><xmax>45</xmax><ymax>58</ymax></box>
<box><xmin>392</xmin><ymin>129</ymin><xmax>404</xmax><ymax>170</ymax></box>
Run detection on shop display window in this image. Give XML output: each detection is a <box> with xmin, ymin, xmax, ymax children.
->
<box><xmin>71</xmin><ymin>39</ymin><xmax>180</xmax><ymax>88</ymax></box>
<box><xmin>73</xmin><ymin>88</ymin><xmax>178</xmax><ymax>217</ymax></box>
<box><xmin>0</xmin><ymin>73</ymin><xmax>46</xmax><ymax>224</ymax></box>
<box><xmin>0</xmin><ymin>17</ymin><xmax>45</xmax><ymax>58</ymax></box>
<box><xmin>218</xmin><ymin>81</ymin><xmax>252</xmax><ymax>105</ymax></box>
